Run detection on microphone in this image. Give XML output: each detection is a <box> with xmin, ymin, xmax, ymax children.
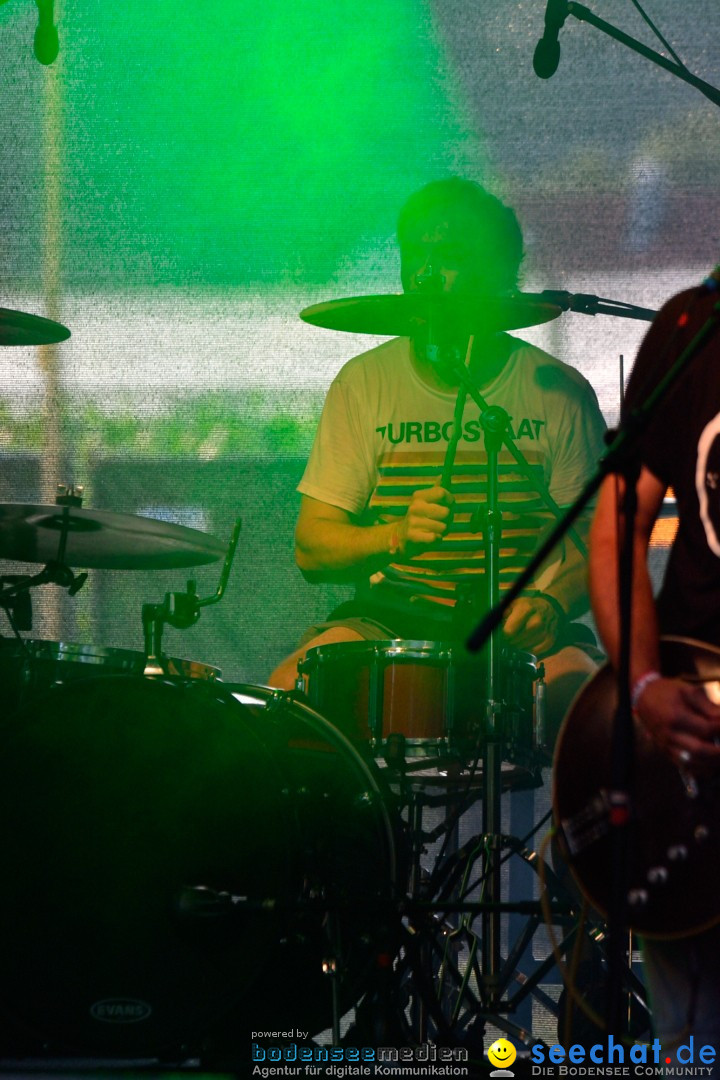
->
<box><xmin>34</xmin><ymin>0</ymin><xmax>59</xmax><ymax>66</ymax></box>
<box><xmin>533</xmin><ymin>0</ymin><xmax>569</xmax><ymax>79</ymax></box>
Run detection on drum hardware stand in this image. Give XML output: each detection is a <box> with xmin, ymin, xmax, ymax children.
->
<box><xmin>0</xmin><ymin>576</ymin><xmax>33</xmax><ymax>632</ymax></box>
<box><xmin>431</xmin><ymin>331</ymin><xmax>596</xmax><ymax>1024</ymax></box>
<box><xmin>398</xmin><ymin>769</ymin><xmax>484</xmax><ymax>914</ymax></box>
<box><xmin>477</xmin><ymin>402</ymin><xmax>509</xmax><ymax>1004</ymax></box>
<box><xmin>142</xmin><ymin>518</ymin><xmax>241</xmax><ymax>674</ymax></box>
<box><xmin>396</xmin><ymin>840</ymin><xmax>583</xmax><ymax>1049</ymax></box>
<box><xmin>397</xmin><ymin>835</ymin><xmax>649</xmax><ymax>1051</ymax></box>
<box><xmin>0</xmin><ymin>562</ymin><xmax>88</xmax><ymax>629</ymax></box>
<box><xmin>0</xmin><ymin>485</ymin><xmax>91</xmax><ymax>634</ymax></box>
<box><xmin>445</xmin><ymin>396</ymin><xmax>536</xmax><ymax>1011</ymax></box>
<box><xmin>383</xmin><ymin>755</ymin><xmax>470</xmax><ymax>1043</ymax></box>
<box><xmin>391</xmin><ymin>744</ymin><xmax>547</xmax><ymax>1043</ymax></box>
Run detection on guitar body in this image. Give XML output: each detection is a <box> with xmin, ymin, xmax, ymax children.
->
<box><xmin>553</xmin><ymin>636</ymin><xmax>720</xmax><ymax>940</ymax></box>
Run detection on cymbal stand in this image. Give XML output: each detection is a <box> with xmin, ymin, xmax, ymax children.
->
<box><xmin>406</xmin><ymin>303</ymin><xmax>587</xmax><ymax>1029</ymax></box>
<box><xmin>388</xmin><ymin>762</ymin><xmax>486</xmax><ymax>1043</ymax></box>
<box><xmin>409</xmin><ymin>322</ymin><xmax>543</xmax><ymax>1002</ymax></box>
<box><xmin>395</xmin><ymin>815</ymin><xmax>586</xmax><ymax>1052</ymax></box>
<box><xmin>395</xmin><ymin>362</ymin><xmax>577</xmax><ymax>1041</ymax></box>
<box><xmin>440</xmin><ymin>399</ymin><xmax>525</xmax><ymax>1012</ymax></box>
<box><xmin>0</xmin><ymin>561</ymin><xmax>87</xmax><ymax>628</ymax></box>
<box><xmin>478</xmin><ymin>403</ymin><xmax>511</xmax><ymax>1006</ymax></box>
<box><xmin>0</xmin><ymin>486</ymin><xmax>91</xmax><ymax>635</ymax></box>
<box><xmin>399</xmin><ymin>834</ymin><xmax>649</xmax><ymax>1051</ymax></box>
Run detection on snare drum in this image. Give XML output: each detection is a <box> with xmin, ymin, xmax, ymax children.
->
<box><xmin>301</xmin><ymin>639</ymin><xmax>465</xmax><ymax>758</ymax></box>
<box><xmin>300</xmin><ymin>639</ymin><xmax>546</xmax><ymax>767</ymax></box>
<box><xmin>0</xmin><ymin>637</ymin><xmax>219</xmax><ymax>714</ymax></box>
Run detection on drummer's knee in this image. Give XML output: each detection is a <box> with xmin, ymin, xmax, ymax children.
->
<box><xmin>267</xmin><ymin>626</ymin><xmax>365</xmax><ymax>690</ymax></box>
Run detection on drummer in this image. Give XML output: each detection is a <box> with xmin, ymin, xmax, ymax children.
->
<box><xmin>269</xmin><ymin>177</ymin><xmax>606</xmax><ymax>739</ymax></box>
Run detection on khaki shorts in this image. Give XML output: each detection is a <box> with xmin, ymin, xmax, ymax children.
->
<box><xmin>298</xmin><ymin>615</ymin><xmax>398</xmax><ymax>648</ymax></box>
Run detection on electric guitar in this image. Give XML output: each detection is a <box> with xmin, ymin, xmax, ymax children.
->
<box><xmin>553</xmin><ymin>636</ymin><xmax>720</xmax><ymax>939</ymax></box>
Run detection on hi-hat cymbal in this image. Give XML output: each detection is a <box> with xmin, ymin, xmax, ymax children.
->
<box><xmin>300</xmin><ymin>292</ymin><xmax>562</xmax><ymax>336</ymax></box>
<box><xmin>0</xmin><ymin>504</ymin><xmax>226</xmax><ymax>570</ymax></box>
<box><xmin>0</xmin><ymin>308</ymin><xmax>71</xmax><ymax>346</ymax></box>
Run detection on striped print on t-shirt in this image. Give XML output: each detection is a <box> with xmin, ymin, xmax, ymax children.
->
<box><xmin>368</xmin><ymin>447</ymin><xmax>555</xmax><ymax>607</ymax></box>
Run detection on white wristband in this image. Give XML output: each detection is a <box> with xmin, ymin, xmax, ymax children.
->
<box><xmin>631</xmin><ymin>670</ymin><xmax>662</xmax><ymax>709</ymax></box>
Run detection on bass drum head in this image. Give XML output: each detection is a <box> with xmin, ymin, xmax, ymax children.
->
<box><xmin>0</xmin><ymin>676</ymin><xmax>398</xmax><ymax>1060</ymax></box>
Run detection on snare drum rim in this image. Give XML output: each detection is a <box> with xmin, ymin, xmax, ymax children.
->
<box><xmin>302</xmin><ymin>638</ymin><xmax>457</xmax><ymax>667</ymax></box>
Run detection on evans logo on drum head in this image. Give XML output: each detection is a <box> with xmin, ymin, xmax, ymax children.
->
<box><xmin>90</xmin><ymin>999</ymin><xmax>152</xmax><ymax>1024</ymax></box>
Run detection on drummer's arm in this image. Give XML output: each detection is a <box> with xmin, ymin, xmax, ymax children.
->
<box><xmin>537</xmin><ymin>511</ymin><xmax>594</xmax><ymax>621</ymax></box>
<box><xmin>295</xmin><ymin>488</ymin><xmax>453</xmax><ymax>583</ymax></box>
<box><xmin>295</xmin><ymin>497</ymin><xmax>394</xmax><ymax>583</ymax></box>
<box><xmin>502</xmin><ymin>511</ymin><xmax>592</xmax><ymax>655</ymax></box>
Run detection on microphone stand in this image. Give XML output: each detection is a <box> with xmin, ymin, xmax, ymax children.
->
<box><xmin>538</xmin><ymin>290</ymin><xmax>656</xmax><ymax>323</ymax></box>
<box><xmin>434</xmin><ymin>340</ymin><xmax>576</xmax><ymax>1007</ymax></box>
<box><xmin>556</xmin><ymin>2</ymin><xmax>720</xmax><ymax>109</ymax></box>
<box><xmin>436</xmin><ymin>350</ymin><xmax>587</xmax><ymax>559</ymax></box>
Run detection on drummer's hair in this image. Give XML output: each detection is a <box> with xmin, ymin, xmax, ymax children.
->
<box><xmin>397</xmin><ymin>177</ymin><xmax>524</xmax><ymax>288</ymax></box>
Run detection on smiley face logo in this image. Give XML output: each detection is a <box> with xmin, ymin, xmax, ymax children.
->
<box><xmin>488</xmin><ymin>1038</ymin><xmax>517</xmax><ymax>1071</ymax></box>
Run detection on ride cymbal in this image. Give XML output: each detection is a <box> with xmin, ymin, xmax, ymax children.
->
<box><xmin>0</xmin><ymin>308</ymin><xmax>71</xmax><ymax>346</ymax></box>
<box><xmin>0</xmin><ymin>503</ymin><xmax>226</xmax><ymax>569</ymax></box>
<box><xmin>300</xmin><ymin>292</ymin><xmax>562</xmax><ymax>336</ymax></box>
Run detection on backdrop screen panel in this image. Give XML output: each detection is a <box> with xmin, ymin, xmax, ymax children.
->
<box><xmin>0</xmin><ymin>0</ymin><xmax>716</xmax><ymax>680</ymax></box>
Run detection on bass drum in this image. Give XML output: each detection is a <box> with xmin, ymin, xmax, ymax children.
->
<box><xmin>0</xmin><ymin>676</ymin><xmax>399</xmax><ymax>1061</ymax></box>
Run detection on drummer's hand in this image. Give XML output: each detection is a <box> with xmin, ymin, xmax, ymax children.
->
<box><xmin>394</xmin><ymin>484</ymin><xmax>454</xmax><ymax>555</ymax></box>
<box><xmin>634</xmin><ymin>676</ymin><xmax>720</xmax><ymax>771</ymax></box>
<box><xmin>502</xmin><ymin>595</ymin><xmax>561</xmax><ymax>656</ymax></box>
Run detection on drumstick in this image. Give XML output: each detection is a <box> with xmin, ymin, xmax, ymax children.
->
<box><xmin>440</xmin><ymin>335</ymin><xmax>474</xmax><ymax>492</ymax></box>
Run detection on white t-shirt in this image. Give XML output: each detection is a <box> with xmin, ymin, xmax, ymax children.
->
<box><xmin>299</xmin><ymin>335</ymin><xmax>606</xmax><ymax>608</ymax></box>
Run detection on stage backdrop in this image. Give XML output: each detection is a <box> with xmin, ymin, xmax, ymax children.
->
<box><xmin>1</xmin><ymin>0</ymin><xmax>719</xmax><ymax>680</ymax></box>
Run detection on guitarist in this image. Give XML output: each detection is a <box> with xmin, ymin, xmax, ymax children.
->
<box><xmin>589</xmin><ymin>278</ymin><xmax>720</xmax><ymax>1062</ymax></box>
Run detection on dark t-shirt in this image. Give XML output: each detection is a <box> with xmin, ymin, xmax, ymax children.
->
<box><xmin>624</xmin><ymin>284</ymin><xmax>720</xmax><ymax>642</ymax></box>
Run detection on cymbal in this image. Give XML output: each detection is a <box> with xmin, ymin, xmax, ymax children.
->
<box><xmin>0</xmin><ymin>504</ymin><xmax>226</xmax><ymax>570</ymax></box>
<box><xmin>0</xmin><ymin>308</ymin><xmax>71</xmax><ymax>346</ymax></box>
<box><xmin>300</xmin><ymin>292</ymin><xmax>562</xmax><ymax>336</ymax></box>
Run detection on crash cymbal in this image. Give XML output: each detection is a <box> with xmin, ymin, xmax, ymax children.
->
<box><xmin>0</xmin><ymin>504</ymin><xmax>226</xmax><ymax>570</ymax></box>
<box><xmin>0</xmin><ymin>308</ymin><xmax>71</xmax><ymax>346</ymax></box>
<box><xmin>300</xmin><ymin>292</ymin><xmax>562</xmax><ymax>336</ymax></box>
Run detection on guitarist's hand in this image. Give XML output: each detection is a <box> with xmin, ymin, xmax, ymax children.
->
<box><xmin>635</xmin><ymin>676</ymin><xmax>720</xmax><ymax>768</ymax></box>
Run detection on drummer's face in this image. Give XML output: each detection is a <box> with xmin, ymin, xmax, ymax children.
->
<box><xmin>400</xmin><ymin>212</ymin><xmax>504</xmax><ymax>296</ymax></box>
